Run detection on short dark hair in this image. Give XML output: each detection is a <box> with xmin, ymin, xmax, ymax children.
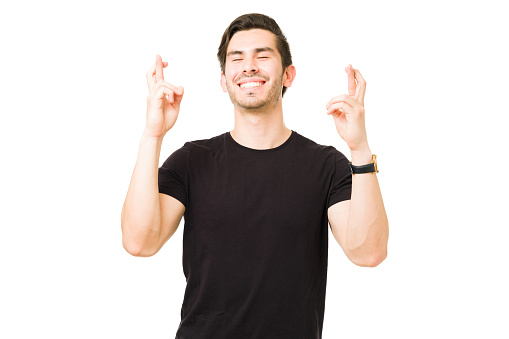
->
<box><xmin>217</xmin><ymin>13</ymin><xmax>293</xmax><ymax>97</ymax></box>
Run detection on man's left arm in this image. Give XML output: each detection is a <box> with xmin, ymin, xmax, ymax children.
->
<box><xmin>326</xmin><ymin>65</ymin><xmax>389</xmax><ymax>267</ymax></box>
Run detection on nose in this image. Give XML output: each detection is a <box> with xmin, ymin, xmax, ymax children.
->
<box><xmin>242</xmin><ymin>57</ymin><xmax>259</xmax><ymax>74</ymax></box>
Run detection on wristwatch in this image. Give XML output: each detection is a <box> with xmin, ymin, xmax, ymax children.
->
<box><xmin>349</xmin><ymin>154</ymin><xmax>379</xmax><ymax>174</ymax></box>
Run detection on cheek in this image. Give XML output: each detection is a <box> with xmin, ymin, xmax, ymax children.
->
<box><xmin>267</xmin><ymin>63</ymin><xmax>283</xmax><ymax>78</ymax></box>
<box><xmin>225</xmin><ymin>64</ymin><xmax>239</xmax><ymax>79</ymax></box>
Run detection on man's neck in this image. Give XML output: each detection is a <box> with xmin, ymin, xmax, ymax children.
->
<box><xmin>230</xmin><ymin>104</ymin><xmax>291</xmax><ymax>150</ymax></box>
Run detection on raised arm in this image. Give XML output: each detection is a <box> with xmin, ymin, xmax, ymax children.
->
<box><xmin>326</xmin><ymin>65</ymin><xmax>389</xmax><ymax>267</ymax></box>
<box><xmin>121</xmin><ymin>55</ymin><xmax>185</xmax><ymax>257</ymax></box>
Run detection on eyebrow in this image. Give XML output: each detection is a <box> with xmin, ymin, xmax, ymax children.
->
<box><xmin>226</xmin><ymin>47</ymin><xmax>276</xmax><ymax>57</ymax></box>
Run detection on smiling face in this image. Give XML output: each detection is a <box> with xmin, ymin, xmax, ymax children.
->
<box><xmin>221</xmin><ymin>29</ymin><xmax>295</xmax><ymax>111</ymax></box>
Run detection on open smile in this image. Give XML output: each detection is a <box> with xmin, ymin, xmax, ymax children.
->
<box><xmin>238</xmin><ymin>81</ymin><xmax>265</xmax><ymax>89</ymax></box>
<box><xmin>236</xmin><ymin>77</ymin><xmax>267</xmax><ymax>90</ymax></box>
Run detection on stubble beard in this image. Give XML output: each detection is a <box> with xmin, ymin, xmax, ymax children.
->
<box><xmin>226</xmin><ymin>75</ymin><xmax>283</xmax><ymax>113</ymax></box>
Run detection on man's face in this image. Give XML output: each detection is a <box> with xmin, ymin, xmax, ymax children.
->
<box><xmin>221</xmin><ymin>29</ymin><xmax>287</xmax><ymax>111</ymax></box>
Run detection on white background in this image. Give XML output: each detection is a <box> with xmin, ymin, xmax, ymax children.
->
<box><xmin>1</xmin><ymin>0</ymin><xmax>508</xmax><ymax>338</ymax></box>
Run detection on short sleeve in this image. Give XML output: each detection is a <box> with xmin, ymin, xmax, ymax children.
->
<box><xmin>158</xmin><ymin>143</ymin><xmax>189</xmax><ymax>208</ymax></box>
<box><xmin>327</xmin><ymin>149</ymin><xmax>352</xmax><ymax>208</ymax></box>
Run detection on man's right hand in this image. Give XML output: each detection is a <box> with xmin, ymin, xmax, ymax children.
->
<box><xmin>145</xmin><ymin>55</ymin><xmax>184</xmax><ymax>138</ymax></box>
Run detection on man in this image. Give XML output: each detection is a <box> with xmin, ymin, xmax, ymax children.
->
<box><xmin>121</xmin><ymin>13</ymin><xmax>388</xmax><ymax>339</ymax></box>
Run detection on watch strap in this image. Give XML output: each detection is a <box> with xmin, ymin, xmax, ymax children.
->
<box><xmin>348</xmin><ymin>154</ymin><xmax>378</xmax><ymax>174</ymax></box>
<box><xmin>349</xmin><ymin>162</ymin><xmax>376</xmax><ymax>174</ymax></box>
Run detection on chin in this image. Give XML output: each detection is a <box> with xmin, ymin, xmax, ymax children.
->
<box><xmin>228</xmin><ymin>92</ymin><xmax>264</xmax><ymax>110</ymax></box>
<box><xmin>237</xmin><ymin>101</ymin><xmax>268</xmax><ymax>111</ymax></box>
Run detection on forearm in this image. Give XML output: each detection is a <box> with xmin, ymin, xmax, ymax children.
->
<box><xmin>121</xmin><ymin>130</ymin><xmax>165</xmax><ymax>255</ymax></box>
<box><xmin>346</xmin><ymin>148</ymin><xmax>389</xmax><ymax>266</ymax></box>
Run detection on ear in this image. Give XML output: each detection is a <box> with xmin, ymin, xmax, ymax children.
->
<box><xmin>220</xmin><ymin>72</ymin><xmax>228</xmax><ymax>93</ymax></box>
<box><xmin>282</xmin><ymin>65</ymin><xmax>296</xmax><ymax>88</ymax></box>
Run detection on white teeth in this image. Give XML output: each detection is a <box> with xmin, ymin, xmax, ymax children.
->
<box><xmin>239</xmin><ymin>81</ymin><xmax>263</xmax><ymax>89</ymax></box>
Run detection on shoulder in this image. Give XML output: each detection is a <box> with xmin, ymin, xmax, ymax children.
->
<box><xmin>184</xmin><ymin>132</ymin><xmax>227</xmax><ymax>150</ymax></box>
<box><xmin>177</xmin><ymin>132</ymin><xmax>229</xmax><ymax>165</ymax></box>
<box><xmin>160</xmin><ymin>133</ymin><xmax>227</xmax><ymax>170</ymax></box>
<box><xmin>292</xmin><ymin>131</ymin><xmax>348</xmax><ymax>159</ymax></box>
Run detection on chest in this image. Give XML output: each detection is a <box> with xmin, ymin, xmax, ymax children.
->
<box><xmin>187</xmin><ymin>154</ymin><xmax>332</xmax><ymax>227</ymax></box>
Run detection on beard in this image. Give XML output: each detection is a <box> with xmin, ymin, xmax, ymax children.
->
<box><xmin>225</xmin><ymin>74</ymin><xmax>283</xmax><ymax>112</ymax></box>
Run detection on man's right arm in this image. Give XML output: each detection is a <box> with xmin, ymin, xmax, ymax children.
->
<box><xmin>121</xmin><ymin>55</ymin><xmax>185</xmax><ymax>257</ymax></box>
<box><xmin>121</xmin><ymin>133</ymin><xmax>185</xmax><ymax>257</ymax></box>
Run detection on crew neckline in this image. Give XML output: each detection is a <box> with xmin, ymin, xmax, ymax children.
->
<box><xmin>226</xmin><ymin>130</ymin><xmax>296</xmax><ymax>152</ymax></box>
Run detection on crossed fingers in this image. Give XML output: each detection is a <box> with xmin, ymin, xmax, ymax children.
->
<box><xmin>345</xmin><ymin>64</ymin><xmax>366</xmax><ymax>106</ymax></box>
<box><xmin>325</xmin><ymin>65</ymin><xmax>367</xmax><ymax>118</ymax></box>
<box><xmin>146</xmin><ymin>55</ymin><xmax>168</xmax><ymax>91</ymax></box>
<box><xmin>145</xmin><ymin>55</ymin><xmax>183</xmax><ymax>103</ymax></box>
<box><xmin>326</xmin><ymin>94</ymin><xmax>365</xmax><ymax>117</ymax></box>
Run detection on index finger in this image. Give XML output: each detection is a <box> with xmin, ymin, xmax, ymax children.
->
<box><xmin>155</xmin><ymin>55</ymin><xmax>164</xmax><ymax>82</ymax></box>
<box><xmin>146</xmin><ymin>60</ymin><xmax>168</xmax><ymax>91</ymax></box>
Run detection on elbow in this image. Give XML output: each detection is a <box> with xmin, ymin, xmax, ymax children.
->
<box><xmin>121</xmin><ymin>206</ymin><xmax>160</xmax><ymax>257</ymax></box>
<box><xmin>121</xmin><ymin>212</ymin><xmax>160</xmax><ymax>257</ymax></box>
<box><xmin>349</xmin><ymin>221</ymin><xmax>389</xmax><ymax>267</ymax></box>
<box><xmin>122</xmin><ymin>238</ymin><xmax>158</xmax><ymax>257</ymax></box>
<box><xmin>121</xmin><ymin>223</ymin><xmax>159</xmax><ymax>257</ymax></box>
<box><xmin>349</xmin><ymin>248</ymin><xmax>387</xmax><ymax>268</ymax></box>
<box><xmin>363</xmin><ymin>251</ymin><xmax>387</xmax><ymax>267</ymax></box>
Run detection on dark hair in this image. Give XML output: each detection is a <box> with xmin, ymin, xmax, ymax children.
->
<box><xmin>217</xmin><ymin>13</ymin><xmax>293</xmax><ymax>97</ymax></box>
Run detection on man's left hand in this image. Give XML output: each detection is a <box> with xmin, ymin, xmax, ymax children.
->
<box><xmin>326</xmin><ymin>64</ymin><xmax>369</xmax><ymax>152</ymax></box>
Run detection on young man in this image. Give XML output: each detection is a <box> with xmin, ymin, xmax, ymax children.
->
<box><xmin>121</xmin><ymin>13</ymin><xmax>388</xmax><ymax>339</ymax></box>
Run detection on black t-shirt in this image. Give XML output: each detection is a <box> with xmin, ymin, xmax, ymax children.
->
<box><xmin>158</xmin><ymin>130</ymin><xmax>352</xmax><ymax>339</ymax></box>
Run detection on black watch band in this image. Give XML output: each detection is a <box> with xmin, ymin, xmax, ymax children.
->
<box><xmin>349</xmin><ymin>162</ymin><xmax>376</xmax><ymax>174</ymax></box>
<box><xmin>348</xmin><ymin>154</ymin><xmax>378</xmax><ymax>174</ymax></box>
